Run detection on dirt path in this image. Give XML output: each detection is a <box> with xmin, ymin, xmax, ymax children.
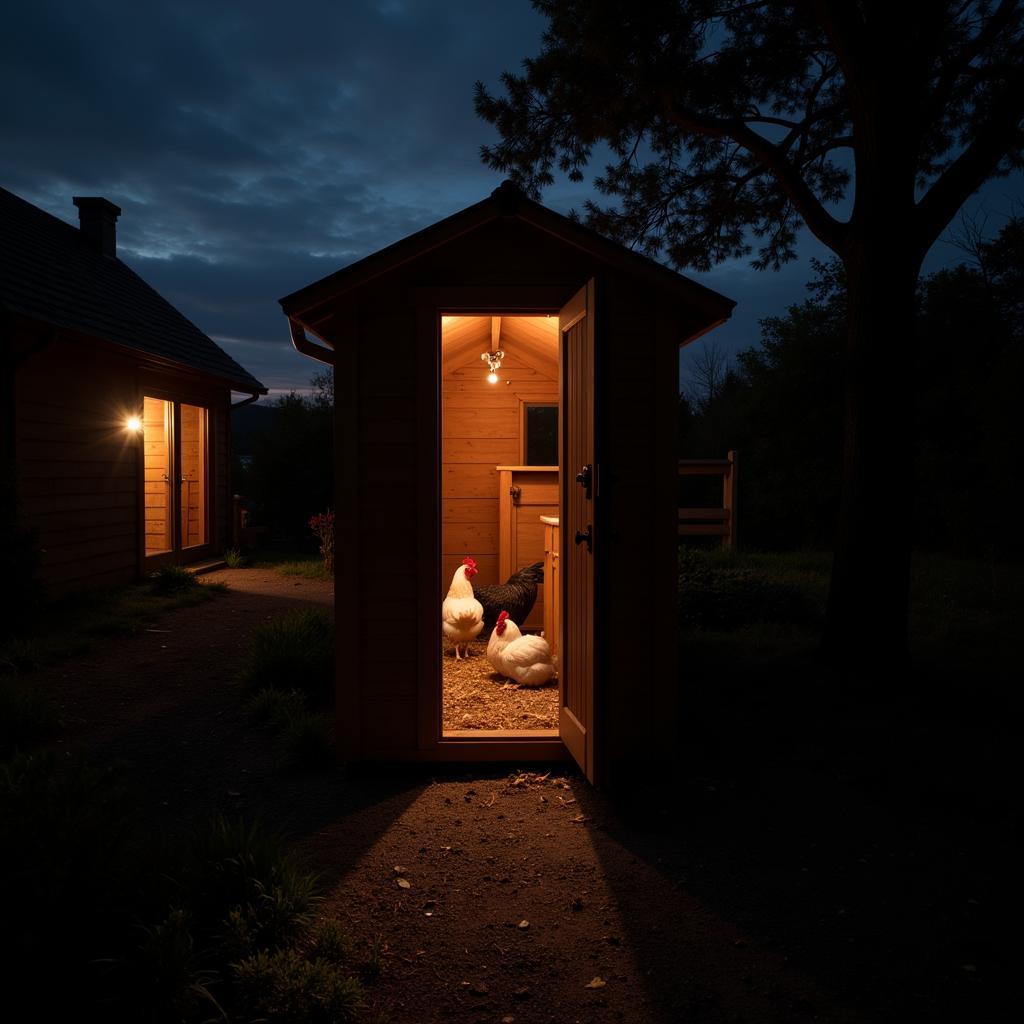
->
<box><xmin>30</xmin><ymin>570</ymin><xmax>904</xmax><ymax>1023</ymax></box>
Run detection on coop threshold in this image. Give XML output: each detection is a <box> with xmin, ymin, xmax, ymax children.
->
<box><xmin>433</xmin><ymin>730</ymin><xmax>567</xmax><ymax>762</ymax></box>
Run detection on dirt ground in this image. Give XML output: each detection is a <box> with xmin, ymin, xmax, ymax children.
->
<box><xmin>442</xmin><ymin>637</ymin><xmax>558</xmax><ymax>731</ymax></box>
<box><xmin>31</xmin><ymin>568</ymin><xmax>1010</xmax><ymax>1023</ymax></box>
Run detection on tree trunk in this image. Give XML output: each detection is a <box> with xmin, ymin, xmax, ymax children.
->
<box><xmin>825</xmin><ymin>237</ymin><xmax>922</xmax><ymax>666</ymax></box>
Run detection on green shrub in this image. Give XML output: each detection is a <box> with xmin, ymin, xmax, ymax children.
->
<box><xmin>304</xmin><ymin>918</ymin><xmax>355</xmax><ymax>965</ymax></box>
<box><xmin>246</xmin><ymin>688</ymin><xmax>308</xmax><ymax>734</ymax></box>
<box><xmin>129</xmin><ymin>908</ymin><xmax>224</xmax><ymax>1023</ymax></box>
<box><xmin>240</xmin><ymin>608</ymin><xmax>334</xmax><ymax>703</ymax></box>
<box><xmin>179</xmin><ymin>816</ymin><xmax>320</xmax><ymax>957</ymax></box>
<box><xmin>0</xmin><ymin>753</ymin><xmax>133</xmax><ymax>974</ymax></box>
<box><xmin>224</xmin><ymin>548</ymin><xmax>247</xmax><ymax>569</ymax></box>
<box><xmin>280</xmin><ymin>711</ymin><xmax>335</xmax><ymax>771</ymax></box>
<box><xmin>149</xmin><ymin>564</ymin><xmax>198</xmax><ymax>594</ymax></box>
<box><xmin>0</xmin><ymin>677</ymin><xmax>61</xmax><ymax>756</ymax></box>
<box><xmin>677</xmin><ymin>546</ymin><xmax>822</xmax><ymax>630</ymax></box>
<box><xmin>233</xmin><ymin>948</ymin><xmax>364</xmax><ymax>1024</ymax></box>
<box><xmin>0</xmin><ymin>636</ymin><xmax>42</xmax><ymax>675</ymax></box>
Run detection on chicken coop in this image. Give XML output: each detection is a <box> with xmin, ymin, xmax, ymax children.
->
<box><xmin>279</xmin><ymin>182</ymin><xmax>733</xmax><ymax>785</ymax></box>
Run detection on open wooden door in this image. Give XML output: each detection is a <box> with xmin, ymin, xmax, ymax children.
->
<box><xmin>559</xmin><ymin>281</ymin><xmax>596</xmax><ymax>782</ymax></box>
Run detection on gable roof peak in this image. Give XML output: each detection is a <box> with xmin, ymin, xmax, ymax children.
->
<box><xmin>490</xmin><ymin>178</ymin><xmax>526</xmax><ymax>213</ymax></box>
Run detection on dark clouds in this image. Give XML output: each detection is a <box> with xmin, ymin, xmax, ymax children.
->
<box><xmin>2</xmin><ymin>2</ymin><xmax>1020</xmax><ymax>393</ymax></box>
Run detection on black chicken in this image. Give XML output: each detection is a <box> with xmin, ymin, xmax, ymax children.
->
<box><xmin>472</xmin><ymin>561</ymin><xmax>544</xmax><ymax>634</ymax></box>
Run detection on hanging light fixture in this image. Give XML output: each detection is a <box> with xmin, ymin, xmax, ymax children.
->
<box><xmin>481</xmin><ymin>348</ymin><xmax>504</xmax><ymax>384</ymax></box>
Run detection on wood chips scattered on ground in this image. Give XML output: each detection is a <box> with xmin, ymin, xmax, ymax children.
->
<box><xmin>441</xmin><ymin>637</ymin><xmax>558</xmax><ymax>731</ymax></box>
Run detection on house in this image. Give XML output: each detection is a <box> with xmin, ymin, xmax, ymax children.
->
<box><xmin>1</xmin><ymin>186</ymin><xmax>267</xmax><ymax>590</ymax></box>
<box><xmin>280</xmin><ymin>181</ymin><xmax>733</xmax><ymax>786</ymax></box>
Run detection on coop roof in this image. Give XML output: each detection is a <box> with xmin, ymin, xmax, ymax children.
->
<box><xmin>0</xmin><ymin>185</ymin><xmax>266</xmax><ymax>395</ymax></box>
<box><xmin>279</xmin><ymin>181</ymin><xmax>735</xmax><ymax>332</ymax></box>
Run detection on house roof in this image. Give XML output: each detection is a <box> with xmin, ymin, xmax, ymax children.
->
<box><xmin>0</xmin><ymin>186</ymin><xmax>266</xmax><ymax>394</ymax></box>
<box><xmin>279</xmin><ymin>180</ymin><xmax>735</xmax><ymax>335</ymax></box>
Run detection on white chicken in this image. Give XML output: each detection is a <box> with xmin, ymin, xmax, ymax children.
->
<box><xmin>486</xmin><ymin>610</ymin><xmax>557</xmax><ymax>688</ymax></box>
<box><xmin>442</xmin><ymin>557</ymin><xmax>484</xmax><ymax>659</ymax></box>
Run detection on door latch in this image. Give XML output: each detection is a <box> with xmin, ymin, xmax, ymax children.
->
<box><xmin>510</xmin><ymin>485</ymin><xmax>521</xmax><ymax>504</ymax></box>
<box><xmin>574</xmin><ymin>524</ymin><xmax>593</xmax><ymax>551</ymax></box>
<box><xmin>575</xmin><ymin>463</ymin><xmax>593</xmax><ymax>499</ymax></box>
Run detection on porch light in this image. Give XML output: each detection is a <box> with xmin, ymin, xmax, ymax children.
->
<box><xmin>126</xmin><ymin>415</ymin><xmax>143</xmax><ymax>433</ymax></box>
<box><xmin>481</xmin><ymin>348</ymin><xmax>504</xmax><ymax>383</ymax></box>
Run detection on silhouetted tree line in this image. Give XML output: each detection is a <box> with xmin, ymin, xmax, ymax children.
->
<box><xmin>681</xmin><ymin>218</ymin><xmax>1023</xmax><ymax>557</ymax></box>
<box><xmin>232</xmin><ymin>370</ymin><xmax>333</xmax><ymax>544</ymax></box>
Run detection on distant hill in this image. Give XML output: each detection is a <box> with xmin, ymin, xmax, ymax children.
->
<box><xmin>231</xmin><ymin>402</ymin><xmax>277</xmax><ymax>455</ymax></box>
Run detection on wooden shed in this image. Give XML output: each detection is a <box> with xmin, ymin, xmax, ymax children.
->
<box><xmin>1</xmin><ymin>187</ymin><xmax>266</xmax><ymax>590</ymax></box>
<box><xmin>280</xmin><ymin>182</ymin><xmax>734</xmax><ymax>785</ymax></box>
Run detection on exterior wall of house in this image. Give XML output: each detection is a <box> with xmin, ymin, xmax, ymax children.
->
<box><xmin>15</xmin><ymin>335</ymin><xmax>140</xmax><ymax>589</ymax></box>
<box><xmin>15</xmin><ymin>329</ymin><xmax>234</xmax><ymax>591</ymax></box>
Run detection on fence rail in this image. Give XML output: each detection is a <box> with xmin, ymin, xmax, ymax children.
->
<box><xmin>678</xmin><ymin>450</ymin><xmax>738</xmax><ymax>549</ymax></box>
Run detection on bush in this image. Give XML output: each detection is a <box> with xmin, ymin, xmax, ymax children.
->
<box><xmin>233</xmin><ymin>948</ymin><xmax>364</xmax><ymax>1024</ymax></box>
<box><xmin>224</xmin><ymin>547</ymin><xmax>246</xmax><ymax>569</ymax></box>
<box><xmin>246</xmin><ymin>687</ymin><xmax>309</xmax><ymax>734</ymax></box>
<box><xmin>177</xmin><ymin>816</ymin><xmax>320</xmax><ymax>958</ymax></box>
<box><xmin>280</xmin><ymin>711</ymin><xmax>335</xmax><ymax>771</ymax></box>
<box><xmin>677</xmin><ymin>546</ymin><xmax>822</xmax><ymax>630</ymax></box>
<box><xmin>240</xmin><ymin>609</ymin><xmax>334</xmax><ymax>704</ymax></box>
<box><xmin>149</xmin><ymin>564</ymin><xmax>198</xmax><ymax>594</ymax></box>
<box><xmin>0</xmin><ymin>752</ymin><xmax>134</xmax><ymax>978</ymax></box>
<box><xmin>0</xmin><ymin>677</ymin><xmax>61</xmax><ymax>756</ymax></box>
<box><xmin>308</xmin><ymin>511</ymin><xmax>335</xmax><ymax>575</ymax></box>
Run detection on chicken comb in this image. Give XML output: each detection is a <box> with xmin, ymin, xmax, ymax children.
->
<box><xmin>462</xmin><ymin>557</ymin><xmax>477</xmax><ymax>569</ymax></box>
<box><xmin>497</xmin><ymin>610</ymin><xmax>509</xmax><ymax>623</ymax></box>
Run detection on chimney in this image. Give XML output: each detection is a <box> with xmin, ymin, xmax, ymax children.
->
<box><xmin>73</xmin><ymin>196</ymin><xmax>121</xmax><ymax>257</ymax></box>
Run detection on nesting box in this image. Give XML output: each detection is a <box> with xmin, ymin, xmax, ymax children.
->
<box><xmin>279</xmin><ymin>182</ymin><xmax>733</xmax><ymax>785</ymax></box>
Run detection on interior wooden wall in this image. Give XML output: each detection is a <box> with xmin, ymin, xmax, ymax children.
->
<box><xmin>441</xmin><ymin>317</ymin><xmax>558</xmax><ymax>593</ymax></box>
<box><xmin>143</xmin><ymin>396</ymin><xmax>171</xmax><ymax>555</ymax></box>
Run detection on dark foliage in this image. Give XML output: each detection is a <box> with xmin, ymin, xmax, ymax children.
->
<box><xmin>677</xmin><ymin>547</ymin><xmax>820</xmax><ymax>630</ymax></box>
<box><xmin>234</xmin><ymin>374</ymin><xmax>333</xmax><ymax>543</ymax></box>
<box><xmin>680</xmin><ymin>219</ymin><xmax>1023</xmax><ymax>556</ymax></box>
<box><xmin>477</xmin><ymin>1</ymin><xmax>1024</xmax><ymax>655</ymax></box>
<box><xmin>239</xmin><ymin>608</ymin><xmax>335</xmax><ymax>706</ymax></box>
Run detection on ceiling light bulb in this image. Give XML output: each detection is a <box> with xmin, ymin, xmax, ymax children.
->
<box><xmin>487</xmin><ymin>372</ymin><xmax>498</xmax><ymax>384</ymax></box>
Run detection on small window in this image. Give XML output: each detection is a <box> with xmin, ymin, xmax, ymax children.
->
<box><xmin>524</xmin><ymin>403</ymin><xmax>558</xmax><ymax>466</ymax></box>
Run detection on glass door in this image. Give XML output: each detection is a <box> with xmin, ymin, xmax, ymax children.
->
<box><xmin>142</xmin><ymin>397</ymin><xmax>209</xmax><ymax>560</ymax></box>
<box><xmin>179</xmin><ymin>403</ymin><xmax>207</xmax><ymax>550</ymax></box>
<box><xmin>143</xmin><ymin>397</ymin><xmax>173</xmax><ymax>556</ymax></box>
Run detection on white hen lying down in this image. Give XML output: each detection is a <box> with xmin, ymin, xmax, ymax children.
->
<box><xmin>486</xmin><ymin>610</ymin><xmax>557</xmax><ymax>687</ymax></box>
<box><xmin>442</xmin><ymin>557</ymin><xmax>484</xmax><ymax>659</ymax></box>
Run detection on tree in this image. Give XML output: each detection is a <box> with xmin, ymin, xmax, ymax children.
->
<box><xmin>684</xmin><ymin>337</ymin><xmax>732</xmax><ymax>410</ymax></box>
<box><xmin>476</xmin><ymin>1</ymin><xmax>1024</xmax><ymax>663</ymax></box>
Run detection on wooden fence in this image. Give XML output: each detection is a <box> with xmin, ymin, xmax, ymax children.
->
<box><xmin>678</xmin><ymin>450</ymin><xmax>738</xmax><ymax>549</ymax></box>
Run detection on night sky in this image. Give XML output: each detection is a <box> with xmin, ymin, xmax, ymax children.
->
<box><xmin>2</xmin><ymin>1</ymin><xmax>1020</xmax><ymax>396</ymax></box>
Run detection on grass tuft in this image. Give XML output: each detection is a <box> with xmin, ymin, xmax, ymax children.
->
<box><xmin>280</xmin><ymin>711</ymin><xmax>335</xmax><ymax>771</ymax></box>
<box><xmin>246</xmin><ymin>687</ymin><xmax>309</xmax><ymax>734</ymax></box>
<box><xmin>148</xmin><ymin>564</ymin><xmax>199</xmax><ymax>594</ymax></box>
<box><xmin>223</xmin><ymin>547</ymin><xmax>247</xmax><ymax>568</ymax></box>
<box><xmin>0</xmin><ymin>678</ymin><xmax>61</xmax><ymax>757</ymax></box>
<box><xmin>233</xmin><ymin>948</ymin><xmax>364</xmax><ymax>1023</ymax></box>
<box><xmin>240</xmin><ymin>608</ymin><xmax>334</xmax><ymax>703</ymax></box>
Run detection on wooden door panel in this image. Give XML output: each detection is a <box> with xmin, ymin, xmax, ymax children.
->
<box><xmin>559</xmin><ymin>281</ymin><xmax>596</xmax><ymax>782</ymax></box>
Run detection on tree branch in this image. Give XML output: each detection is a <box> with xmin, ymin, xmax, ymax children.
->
<box><xmin>915</xmin><ymin>65</ymin><xmax>1024</xmax><ymax>248</ymax></box>
<box><xmin>664</xmin><ymin>104</ymin><xmax>847</xmax><ymax>253</ymax></box>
